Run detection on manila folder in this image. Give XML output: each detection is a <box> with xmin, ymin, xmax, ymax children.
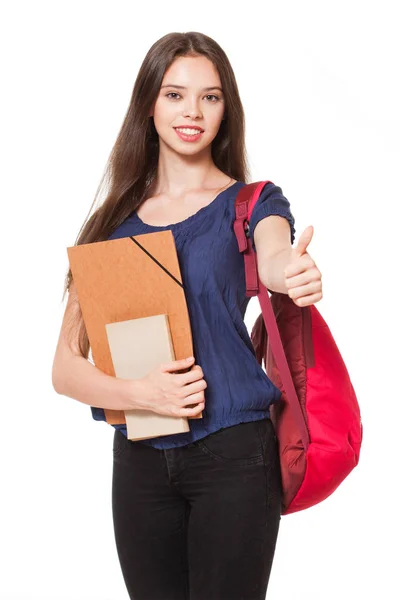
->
<box><xmin>105</xmin><ymin>314</ymin><xmax>190</xmax><ymax>441</ymax></box>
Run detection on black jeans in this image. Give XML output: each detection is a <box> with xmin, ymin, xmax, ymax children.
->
<box><xmin>111</xmin><ymin>417</ymin><xmax>282</xmax><ymax>600</ymax></box>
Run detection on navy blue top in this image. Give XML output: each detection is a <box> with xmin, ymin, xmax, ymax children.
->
<box><xmin>90</xmin><ymin>180</ymin><xmax>296</xmax><ymax>449</ymax></box>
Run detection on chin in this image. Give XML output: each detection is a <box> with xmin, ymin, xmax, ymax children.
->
<box><xmin>162</xmin><ymin>135</ymin><xmax>211</xmax><ymax>155</ymax></box>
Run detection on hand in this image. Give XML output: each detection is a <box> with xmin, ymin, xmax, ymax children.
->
<box><xmin>140</xmin><ymin>356</ymin><xmax>207</xmax><ymax>418</ymax></box>
<box><xmin>284</xmin><ymin>225</ymin><xmax>323</xmax><ymax>307</ymax></box>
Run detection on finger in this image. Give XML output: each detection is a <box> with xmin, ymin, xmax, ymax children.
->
<box><xmin>288</xmin><ymin>281</ymin><xmax>322</xmax><ymax>300</ymax></box>
<box><xmin>181</xmin><ymin>391</ymin><xmax>205</xmax><ymax>406</ymax></box>
<box><xmin>179</xmin><ymin>379</ymin><xmax>207</xmax><ymax>397</ymax></box>
<box><xmin>286</xmin><ymin>267</ymin><xmax>321</xmax><ymax>289</ymax></box>
<box><xmin>294</xmin><ymin>291</ymin><xmax>323</xmax><ymax>306</ymax></box>
<box><xmin>161</xmin><ymin>357</ymin><xmax>194</xmax><ymax>372</ymax></box>
<box><xmin>179</xmin><ymin>402</ymin><xmax>205</xmax><ymax>416</ymax></box>
<box><xmin>178</xmin><ymin>365</ymin><xmax>205</xmax><ymax>385</ymax></box>
<box><xmin>284</xmin><ymin>254</ymin><xmax>316</xmax><ymax>278</ymax></box>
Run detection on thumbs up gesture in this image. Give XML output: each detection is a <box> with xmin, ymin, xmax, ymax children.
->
<box><xmin>283</xmin><ymin>226</ymin><xmax>323</xmax><ymax>307</ymax></box>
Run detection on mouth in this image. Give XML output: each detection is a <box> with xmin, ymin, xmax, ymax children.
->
<box><xmin>174</xmin><ymin>127</ymin><xmax>204</xmax><ymax>142</ymax></box>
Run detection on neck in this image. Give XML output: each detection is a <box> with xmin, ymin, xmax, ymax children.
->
<box><xmin>152</xmin><ymin>141</ymin><xmax>224</xmax><ymax>197</ymax></box>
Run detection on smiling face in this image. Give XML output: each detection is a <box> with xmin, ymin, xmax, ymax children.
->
<box><xmin>150</xmin><ymin>55</ymin><xmax>226</xmax><ymax>156</ymax></box>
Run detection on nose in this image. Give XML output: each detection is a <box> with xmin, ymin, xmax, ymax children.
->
<box><xmin>183</xmin><ymin>98</ymin><xmax>203</xmax><ymax>120</ymax></box>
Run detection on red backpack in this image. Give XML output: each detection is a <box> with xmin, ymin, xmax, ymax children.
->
<box><xmin>234</xmin><ymin>181</ymin><xmax>363</xmax><ymax>515</ymax></box>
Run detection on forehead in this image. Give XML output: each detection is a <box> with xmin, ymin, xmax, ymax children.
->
<box><xmin>162</xmin><ymin>56</ymin><xmax>222</xmax><ymax>88</ymax></box>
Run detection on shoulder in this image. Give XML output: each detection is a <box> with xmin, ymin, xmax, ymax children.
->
<box><xmin>234</xmin><ymin>180</ymin><xmax>284</xmax><ymax>203</ymax></box>
<box><xmin>248</xmin><ymin>180</ymin><xmax>296</xmax><ymax>246</ymax></box>
<box><xmin>256</xmin><ymin>180</ymin><xmax>285</xmax><ymax>200</ymax></box>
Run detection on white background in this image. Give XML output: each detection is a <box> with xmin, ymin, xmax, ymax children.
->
<box><xmin>1</xmin><ymin>1</ymin><xmax>398</xmax><ymax>598</ymax></box>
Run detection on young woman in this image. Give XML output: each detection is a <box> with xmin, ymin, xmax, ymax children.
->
<box><xmin>52</xmin><ymin>31</ymin><xmax>322</xmax><ymax>600</ymax></box>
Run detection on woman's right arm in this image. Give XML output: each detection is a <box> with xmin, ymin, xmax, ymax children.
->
<box><xmin>51</xmin><ymin>282</ymin><xmax>206</xmax><ymax>417</ymax></box>
<box><xmin>51</xmin><ymin>281</ymin><xmax>145</xmax><ymax>412</ymax></box>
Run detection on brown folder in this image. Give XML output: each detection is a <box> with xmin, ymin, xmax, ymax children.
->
<box><xmin>67</xmin><ymin>230</ymin><xmax>202</xmax><ymax>425</ymax></box>
<box><xmin>105</xmin><ymin>314</ymin><xmax>190</xmax><ymax>440</ymax></box>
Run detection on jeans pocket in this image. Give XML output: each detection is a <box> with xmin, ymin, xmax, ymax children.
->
<box><xmin>197</xmin><ymin>420</ymin><xmax>265</xmax><ymax>466</ymax></box>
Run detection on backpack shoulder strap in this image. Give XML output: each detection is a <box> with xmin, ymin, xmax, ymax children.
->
<box><xmin>234</xmin><ymin>181</ymin><xmax>273</xmax><ymax>296</ymax></box>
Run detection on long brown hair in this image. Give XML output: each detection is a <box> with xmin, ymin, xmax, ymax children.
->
<box><xmin>62</xmin><ymin>31</ymin><xmax>250</xmax><ymax>358</ymax></box>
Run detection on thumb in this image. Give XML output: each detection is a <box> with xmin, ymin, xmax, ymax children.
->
<box><xmin>293</xmin><ymin>225</ymin><xmax>314</xmax><ymax>257</ymax></box>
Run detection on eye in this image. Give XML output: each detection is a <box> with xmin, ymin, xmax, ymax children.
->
<box><xmin>166</xmin><ymin>92</ymin><xmax>181</xmax><ymax>100</ymax></box>
<box><xmin>205</xmin><ymin>94</ymin><xmax>220</xmax><ymax>102</ymax></box>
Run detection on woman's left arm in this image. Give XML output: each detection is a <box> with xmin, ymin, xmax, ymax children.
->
<box><xmin>253</xmin><ymin>217</ymin><xmax>323</xmax><ymax>307</ymax></box>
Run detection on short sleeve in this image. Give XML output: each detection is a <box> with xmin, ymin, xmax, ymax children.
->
<box><xmin>248</xmin><ymin>182</ymin><xmax>296</xmax><ymax>252</ymax></box>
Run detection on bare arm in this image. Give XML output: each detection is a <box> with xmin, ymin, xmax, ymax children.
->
<box><xmin>253</xmin><ymin>215</ymin><xmax>293</xmax><ymax>294</ymax></box>
<box><xmin>51</xmin><ymin>282</ymin><xmax>145</xmax><ymax>412</ymax></box>
<box><xmin>52</xmin><ymin>354</ymin><xmax>146</xmax><ymax>411</ymax></box>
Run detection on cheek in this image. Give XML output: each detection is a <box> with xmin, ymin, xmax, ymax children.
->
<box><xmin>153</xmin><ymin>99</ymin><xmax>177</xmax><ymax>125</ymax></box>
<box><xmin>206</xmin><ymin>106</ymin><xmax>225</xmax><ymax>129</ymax></box>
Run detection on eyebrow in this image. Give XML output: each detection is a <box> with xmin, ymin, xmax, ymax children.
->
<box><xmin>161</xmin><ymin>84</ymin><xmax>224</xmax><ymax>92</ymax></box>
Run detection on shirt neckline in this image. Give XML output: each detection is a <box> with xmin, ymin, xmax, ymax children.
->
<box><xmin>132</xmin><ymin>180</ymin><xmax>244</xmax><ymax>230</ymax></box>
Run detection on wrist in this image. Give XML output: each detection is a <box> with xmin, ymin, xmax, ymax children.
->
<box><xmin>122</xmin><ymin>377</ymin><xmax>150</xmax><ymax>411</ymax></box>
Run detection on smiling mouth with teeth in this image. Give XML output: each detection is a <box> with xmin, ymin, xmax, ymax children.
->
<box><xmin>175</xmin><ymin>127</ymin><xmax>204</xmax><ymax>135</ymax></box>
